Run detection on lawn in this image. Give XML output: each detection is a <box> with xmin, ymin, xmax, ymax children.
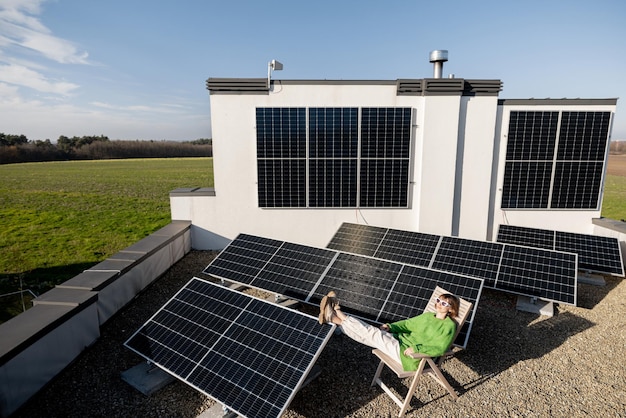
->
<box><xmin>0</xmin><ymin>158</ymin><xmax>213</xmax><ymax>320</ymax></box>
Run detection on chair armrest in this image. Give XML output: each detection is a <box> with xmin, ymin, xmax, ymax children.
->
<box><xmin>408</xmin><ymin>352</ymin><xmax>431</xmax><ymax>359</ymax></box>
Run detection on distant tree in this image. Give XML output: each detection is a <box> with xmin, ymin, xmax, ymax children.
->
<box><xmin>0</xmin><ymin>133</ymin><xmax>28</xmax><ymax>146</ymax></box>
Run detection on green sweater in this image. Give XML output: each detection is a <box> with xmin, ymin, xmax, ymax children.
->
<box><xmin>387</xmin><ymin>312</ymin><xmax>456</xmax><ymax>371</ymax></box>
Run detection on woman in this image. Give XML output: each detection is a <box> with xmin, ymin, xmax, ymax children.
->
<box><xmin>319</xmin><ymin>291</ymin><xmax>460</xmax><ymax>371</ymax></box>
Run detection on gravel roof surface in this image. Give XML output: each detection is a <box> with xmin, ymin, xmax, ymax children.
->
<box><xmin>12</xmin><ymin>250</ymin><xmax>626</xmax><ymax>418</ymax></box>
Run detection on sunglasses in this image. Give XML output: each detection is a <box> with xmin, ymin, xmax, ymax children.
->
<box><xmin>436</xmin><ymin>297</ymin><xmax>451</xmax><ymax>308</ymax></box>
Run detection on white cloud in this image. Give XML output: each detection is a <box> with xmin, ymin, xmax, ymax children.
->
<box><xmin>0</xmin><ymin>63</ymin><xmax>78</xmax><ymax>95</ymax></box>
<box><xmin>0</xmin><ymin>5</ymin><xmax>89</xmax><ymax>65</ymax></box>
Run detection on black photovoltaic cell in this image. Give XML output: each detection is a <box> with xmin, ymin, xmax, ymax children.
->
<box><xmin>359</xmin><ymin>107</ymin><xmax>411</xmax><ymax>208</ymax></box>
<box><xmin>498</xmin><ymin>246</ymin><xmax>577</xmax><ymax>305</ymax></box>
<box><xmin>550</xmin><ymin>161</ymin><xmax>603</xmax><ymax>209</ymax></box>
<box><xmin>204</xmin><ymin>234</ymin><xmax>282</xmax><ymax>284</ymax></box>
<box><xmin>506</xmin><ymin>111</ymin><xmax>559</xmax><ymax>161</ymax></box>
<box><xmin>326</xmin><ymin>222</ymin><xmax>387</xmax><ymax>257</ymax></box>
<box><xmin>431</xmin><ymin>237</ymin><xmax>504</xmax><ymax>288</ymax></box>
<box><xmin>308</xmin><ymin>159</ymin><xmax>357</xmax><ymax>207</ymax></box>
<box><xmin>501</xmin><ymin>161</ymin><xmax>552</xmax><ymax>209</ymax></box>
<box><xmin>309</xmin><ymin>253</ymin><xmax>403</xmax><ymax>321</ymax></box>
<box><xmin>251</xmin><ymin>242</ymin><xmax>337</xmax><ymax>300</ymax></box>
<box><xmin>328</xmin><ymin>223</ymin><xmax>578</xmax><ymax>305</ymax></box>
<box><xmin>557</xmin><ymin>111</ymin><xmax>610</xmax><ymax>161</ymax></box>
<box><xmin>256</xmin><ymin>108</ymin><xmax>307</xmax><ymax>208</ymax></box>
<box><xmin>557</xmin><ymin>231</ymin><xmax>624</xmax><ymax>276</ymax></box>
<box><xmin>376</xmin><ymin>229</ymin><xmax>440</xmax><ymax>267</ymax></box>
<box><xmin>359</xmin><ymin>159</ymin><xmax>409</xmax><ymax>207</ymax></box>
<box><xmin>497</xmin><ymin>224</ymin><xmax>625</xmax><ymax>277</ymax></box>
<box><xmin>125</xmin><ymin>278</ymin><xmax>334</xmax><ymax>418</ymax></box>
<box><xmin>257</xmin><ymin>159</ymin><xmax>307</xmax><ymax>208</ymax></box>
<box><xmin>203</xmin><ymin>232</ymin><xmax>484</xmax><ymax>348</ymax></box>
<box><xmin>496</xmin><ymin>224</ymin><xmax>554</xmax><ymax>250</ymax></box>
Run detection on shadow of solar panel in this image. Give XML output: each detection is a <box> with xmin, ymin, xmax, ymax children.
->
<box><xmin>311</xmin><ymin>253</ymin><xmax>402</xmax><ymax>321</ymax></box>
<box><xmin>326</xmin><ymin>222</ymin><xmax>387</xmax><ymax>256</ymax></box>
<box><xmin>431</xmin><ymin>237</ymin><xmax>503</xmax><ymax>288</ymax></box>
<box><xmin>125</xmin><ymin>278</ymin><xmax>334</xmax><ymax>418</ymax></box>
<box><xmin>251</xmin><ymin>242</ymin><xmax>337</xmax><ymax>300</ymax></box>
<box><xmin>374</xmin><ymin>229</ymin><xmax>439</xmax><ymax>266</ymax></box>
<box><xmin>203</xmin><ymin>234</ymin><xmax>282</xmax><ymax>285</ymax></box>
<box><xmin>498</xmin><ymin>246</ymin><xmax>577</xmax><ymax>305</ymax></box>
<box><xmin>380</xmin><ymin>265</ymin><xmax>483</xmax><ymax>347</ymax></box>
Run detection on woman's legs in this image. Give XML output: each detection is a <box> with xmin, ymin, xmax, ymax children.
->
<box><xmin>331</xmin><ymin>305</ymin><xmax>402</xmax><ymax>364</ymax></box>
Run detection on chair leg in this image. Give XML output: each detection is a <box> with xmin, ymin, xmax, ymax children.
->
<box><xmin>371</xmin><ymin>360</ymin><xmax>385</xmax><ymax>387</ymax></box>
<box><xmin>424</xmin><ymin>359</ymin><xmax>458</xmax><ymax>400</ymax></box>
<box><xmin>399</xmin><ymin>372</ymin><xmax>421</xmax><ymax>417</ymax></box>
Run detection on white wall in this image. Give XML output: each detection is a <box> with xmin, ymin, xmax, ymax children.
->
<box><xmin>455</xmin><ymin>95</ymin><xmax>500</xmax><ymax>240</ymax></box>
<box><xmin>418</xmin><ymin>95</ymin><xmax>460</xmax><ymax>236</ymax></box>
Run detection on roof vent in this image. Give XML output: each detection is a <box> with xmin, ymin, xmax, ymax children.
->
<box><xmin>429</xmin><ymin>50</ymin><xmax>448</xmax><ymax>79</ymax></box>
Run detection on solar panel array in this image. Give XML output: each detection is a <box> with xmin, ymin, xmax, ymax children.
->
<box><xmin>327</xmin><ymin>223</ymin><xmax>578</xmax><ymax>305</ymax></box>
<box><xmin>497</xmin><ymin>224</ymin><xmax>625</xmax><ymax>277</ymax></box>
<box><xmin>125</xmin><ymin>277</ymin><xmax>335</xmax><ymax>418</ymax></box>
<box><xmin>203</xmin><ymin>233</ymin><xmax>485</xmax><ymax>348</ymax></box>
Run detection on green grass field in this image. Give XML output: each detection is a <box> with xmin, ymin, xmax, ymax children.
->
<box><xmin>0</xmin><ymin>158</ymin><xmax>213</xmax><ymax>320</ymax></box>
<box><xmin>601</xmin><ymin>174</ymin><xmax>626</xmax><ymax>221</ymax></box>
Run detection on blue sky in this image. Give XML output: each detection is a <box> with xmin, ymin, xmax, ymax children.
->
<box><xmin>1</xmin><ymin>0</ymin><xmax>625</xmax><ymax>141</ymax></box>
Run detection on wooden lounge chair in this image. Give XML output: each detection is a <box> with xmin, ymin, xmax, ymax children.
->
<box><xmin>370</xmin><ymin>286</ymin><xmax>473</xmax><ymax>417</ymax></box>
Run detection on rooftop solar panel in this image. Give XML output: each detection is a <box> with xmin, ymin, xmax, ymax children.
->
<box><xmin>498</xmin><ymin>246</ymin><xmax>577</xmax><ymax>305</ymax></box>
<box><xmin>325</xmin><ymin>222</ymin><xmax>387</xmax><ymax>257</ymax></box>
<box><xmin>497</xmin><ymin>224</ymin><xmax>625</xmax><ymax>277</ymax></box>
<box><xmin>204</xmin><ymin>233</ymin><xmax>484</xmax><ymax>348</ymax></box>
<box><xmin>328</xmin><ymin>223</ymin><xmax>578</xmax><ymax>305</ymax></box>
<box><xmin>125</xmin><ymin>278</ymin><xmax>335</xmax><ymax>418</ymax></box>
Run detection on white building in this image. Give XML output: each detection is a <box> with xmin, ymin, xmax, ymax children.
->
<box><xmin>170</xmin><ymin>58</ymin><xmax>618</xmax><ymax>250</ymax></box>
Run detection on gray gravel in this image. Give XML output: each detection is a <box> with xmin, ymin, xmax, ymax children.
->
<box><xmin>12</xmin><ymin>250</ymin><xmax>626</xmax><ymax>418</ymax></box>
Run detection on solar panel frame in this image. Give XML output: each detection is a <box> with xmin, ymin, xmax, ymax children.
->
<box><xmin>125</xmin><ymin>277</ymin><xmax>335</xmax><ymax>418</ymax></box>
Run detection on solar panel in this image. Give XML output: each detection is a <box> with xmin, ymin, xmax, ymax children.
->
<box><xmin>204</xmin><ymin>234</ymin><xmax>484</xmax><ymax>347</ymax></box>
<box><xmin>498</xmin><ymin>245</ymin><xmax>577</xmax><ymax>305</ymax></box>
<box><xmin>125</xmin><ymin>277</ymin><xmax>335</xmax><ymax>418</ymax></box>
<box><xmin>502</xmin><ymin>110</ymin><xmax>611</xmax><ymax>210</ymax></box>
<box><xmin>328</xmin><ymin>223</ymin><xmax>578</xmax><ymax>305</ymax></box>
<box><xmin>497</xmin><ymin>224</ymin><xmax>625</xmax><ymax>277</ymax></box>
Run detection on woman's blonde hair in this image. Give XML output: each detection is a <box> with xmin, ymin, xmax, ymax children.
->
<box><xmin>439</xmin><ymin>293</ymin><xmax>460</xmax><ymax>318</ymax></box>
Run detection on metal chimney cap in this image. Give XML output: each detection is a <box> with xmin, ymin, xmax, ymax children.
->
<box><xmin>429</xmin><ymin>50</ymin><xmax>448</xmax><ymax>63</ymax></box>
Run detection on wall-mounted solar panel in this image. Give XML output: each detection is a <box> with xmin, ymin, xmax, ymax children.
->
<box><xmin>203</xmin><ymin>233</ymin><xmax>484</xmax><ymax>348</ymax></box>
<box><xmin>125</xmin><ymin>278</ymin><xmax>335</xmax><ymax>418</ymax></box>
<box><xmin>328</xmin><ymin>223</ymin><xmax>578</xmax><ymax>305</ymax></box>
<box><xmin>497</xmin><ymin>224</ymin><xmax>625</xmax><ymax>277</ymax></box>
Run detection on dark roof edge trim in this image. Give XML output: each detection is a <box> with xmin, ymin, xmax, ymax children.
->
<box><xmin>499</xmin><ymin>98</ymin><xmax>618</xmax><ymax>106</ymax></box>
<box><xmin>206</xmin><ymin>78</ymin><xmax>269</xmax><ymax>95</ymax></box>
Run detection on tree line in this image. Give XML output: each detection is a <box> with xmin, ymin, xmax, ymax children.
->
<box><xmin>0</xmin><ymin>133</ymin><xmax>212</xmax><ymax>165</ymax></box>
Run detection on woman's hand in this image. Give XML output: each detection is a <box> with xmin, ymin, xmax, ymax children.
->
<box><xmin>403</xmin><ymin>347</ymin><xmax>415</xmax><ymax>356</ymax></box>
